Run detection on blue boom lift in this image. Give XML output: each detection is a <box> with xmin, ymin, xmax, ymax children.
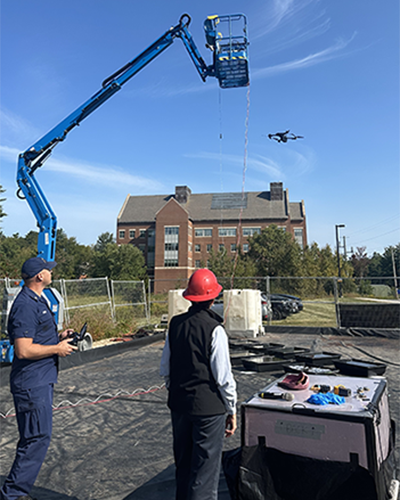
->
<box><xmin>1</xmin><ymin>13</ymin><xmax>250</xmax><ymax>363</ymax></box>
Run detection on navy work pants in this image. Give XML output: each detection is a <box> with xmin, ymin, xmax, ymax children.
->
<box><xmin>1</xmin><ymin>384</ymin><xmax>53</xmax><ymax>500</ymax></box>
<box><xmin>171</xmin><ymin>411</ymin><xmax>226</xmax><ymax>500</ymax></box>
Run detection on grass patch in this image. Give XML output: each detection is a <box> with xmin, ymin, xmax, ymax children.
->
<box><xmin>271</xmin><ymin>300</ymin><xmax>337</xmax><ymax>327</ymax></box>
<box><xmin>65</xmin><ymin>306</ymin><xmax>148</xmax><ymax>342</ymax></box>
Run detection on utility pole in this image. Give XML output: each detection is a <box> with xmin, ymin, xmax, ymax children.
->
<box><xmin>391</xmin><ymin>248</ymin><xmax>399</xmax><ymax>300</ymax></box>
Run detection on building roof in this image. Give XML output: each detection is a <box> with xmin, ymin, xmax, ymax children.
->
<box><xmin>118</xmin><ymin>186</ymin><xmax>305</xmax><ymax>225</ymax></box>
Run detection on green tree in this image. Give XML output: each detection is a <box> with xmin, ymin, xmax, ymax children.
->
<box><xmin>0</xmin><ymin>233</ymin><xmax>36</xmax><ymax>278</ymax></box>
<box><xmin>94</xmin><ymin>232</ymin><xmax>115</xmax><ymax>253</ymax></box>
<box><xmin>380</xmin><ymin>244</ymin><xmax>400</xmax><ymax>277</ymax></box>
<box><xmin>367</xmin><ymin>252</ymin><xmax>383</xmax><ymax>277</ymax></box>
<box><xmin>350</xmin><ymin>247</ymin><xmax>369</xmax><ymax>278</ymax></box>
<box><xmin>92</xmin><ymin>243</ymin><xmax>146</xmax><ymax>280</ymax></box>
<box><xmin>207</xmin><ymin>248</ymin><xmax>233</xmax><ymax>278</ymax></box>
<box><xmin>207</xmin><ymin>247</ymin><xmax>257</xmax><ymax>289</ymax></box>
<box><xmin>247</xmin><ymin>225</ymin><xmax>302</xmax><ymax>277</ymax></box>
<box><xmin>54</xmin><ymin>229</ymin><xmax>93</xmax><ymax>279</ymax></box>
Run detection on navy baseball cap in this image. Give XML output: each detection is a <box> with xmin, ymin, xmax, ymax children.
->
<box><xmin>21</xmin><ymin>257</ymin><xmax>57</xmax><ymax>279</ymax></box>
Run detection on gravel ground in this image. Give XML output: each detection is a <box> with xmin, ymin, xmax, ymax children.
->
<box><xmin>0</xmin><ymin>331</ymin><xmax>399</xmax><ymax>500</ymax></box>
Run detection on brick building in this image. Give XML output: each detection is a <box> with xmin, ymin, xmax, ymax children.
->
<box><xmin>117</xmin><ymin>182</ymin><xmax>306</xmax><ymax>293</ymax></box>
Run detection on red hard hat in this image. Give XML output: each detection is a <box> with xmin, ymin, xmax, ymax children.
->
<box><xmin>183</xmin><ymin>269</ymin><xmax>222</xmax><ymax>302</ymax></box>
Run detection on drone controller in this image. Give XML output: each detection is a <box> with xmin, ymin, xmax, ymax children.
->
<box><xmin>67</xmin><ymin>322</ymin><xmax>88</xmax><ymax>346</ymax></box>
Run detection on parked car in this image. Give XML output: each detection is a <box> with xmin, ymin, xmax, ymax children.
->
<box><xmin>272</xmin><ymin>294</ymin><xmax>303</xmax><ymax>313</ymax></box>
<box><xmin>263</xmin><ymin>293</ymin><xmax>293</xmax><ymax>320</ymax></box>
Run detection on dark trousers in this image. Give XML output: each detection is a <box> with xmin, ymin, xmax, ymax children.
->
<box><xmin>1</xmin><ymin>384</ymin><xmax>53</xmax><ymax>500</ymax></box>
<box><xmin>171</xmin><ymin>411</ymin><xmax>226</xmax><ymax>500</ymax></box>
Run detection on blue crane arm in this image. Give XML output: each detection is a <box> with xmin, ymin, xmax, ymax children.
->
<box><xmin>16</xmin><ymin>13</ymin><xmax>249</xmax><ymax>262</ymax></box>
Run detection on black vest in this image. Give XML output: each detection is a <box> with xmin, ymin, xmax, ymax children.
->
<box><xmin>167</xmin><ymin>305</ymin><xmax>226</xmax><ymax>416</ymax></box>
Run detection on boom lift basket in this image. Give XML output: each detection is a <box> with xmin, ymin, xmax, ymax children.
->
<box><xmin>204</xmin><ymin>14</ymin><xmax>250</xmax><ymax>89</ymax></box>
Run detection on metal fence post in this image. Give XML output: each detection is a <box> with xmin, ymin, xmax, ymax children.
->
<box><xmin>266</xmin><ymin>276</ymin><xmax>271</xmax><ymax>326</ymax></box>
<box><xmin>142</xmin><ymin>281</ymin><xmax>149</xmax><ymax>322</ymax></box>
<box><xmin>148</xmin><ymin>279</ymin><xmax>152</xmax><ymax>322</ymax></box>
<box><xmin>61</xmin><ymin>279</ymin><xmax>70</xmax><ymax>324</ymax></box>
<box><xmin>110</xmin><ymin>279</ymin><xmax>116</xmax><ymax>320</ymax></box>
<box><xmin>333</xmin><ymin>277</ymin><xmax>341</xmax><ymax>328</ymax></box>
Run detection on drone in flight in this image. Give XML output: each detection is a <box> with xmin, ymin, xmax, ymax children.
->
<box><xmin>267</xmin><ymin>130</ymin><xmax>304</xmax><ymax>143</ymax></box>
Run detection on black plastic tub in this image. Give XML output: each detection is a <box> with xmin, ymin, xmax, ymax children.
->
<box><xmin>229</xmin><ymin>339</ymin><xmax>261</xmax><ymax>350</ymax></box>
<box><xmin>230</xmin><ymin>351</ymin><xmax>258</xmax><ymax>367</ymax></box>
<box><xmin>294</xmin><ymin>351</ymin><xmax>342</xmax><ymax>366</ymax></box>
<box><xmin>268</xmin><ymin>346</ymin><xmax>310</xmax><ymax>359</ymax></box>
<box><xmin>242</xmin><ymin>355</ymin><xmax>290</xmax><ymax>372</ymax></box>
<box><xmin>248</xmin><ymin>343</ymin><xmax>285</xmax><ymax>354</ymax></box>
<box><xmin>333</xmin><ymin>359</ymin><xmax>387</xmax><ymax>377</ymax></box>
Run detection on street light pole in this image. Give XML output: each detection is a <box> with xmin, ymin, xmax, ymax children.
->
<box><xmin>335</xmin><ymin>224</ymin><xmax>345</xmax><ymax>297</ymax></box>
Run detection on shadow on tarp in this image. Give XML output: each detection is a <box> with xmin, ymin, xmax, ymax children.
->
<box><xmin>0</xmin><ymin>332</ymin><xmax>166</xmax><ymax>388</ymax></box>
<box><xmin>123</xmin><ymin>464</ymin><xmax>232</xmax><ymax>500</ymax></box>
<box><xmin>0</xmin><ymin>476</ymin><xmax>79</xmax><ymax>500</ymax></box>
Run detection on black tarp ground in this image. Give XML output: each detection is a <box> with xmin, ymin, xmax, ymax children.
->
<box><xmin>0</xmin><ymin>476</ymin><xmax>80</xmax><ymax>500</ymax></box>
<box><xmin>1</xmin><ymin>333</ymin><xmax>398</xmax><ymax>499</ymax></box>
<box><xmin>0</xmin><ymin>342</ymin><xmax>271</xmax><ymax>500</ymax></box>
<box><xmin>123</xmin><ymin>464</ymin><xmax>232</xmax><ymax>500</ymax></box>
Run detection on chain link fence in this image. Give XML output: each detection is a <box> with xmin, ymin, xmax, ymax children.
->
<box><xmin>1</xmin><ymin>278</ymin><xmax>148</xmax><ymax>336</ymax></box>
<box><xmin>51</xmin><ymin>277</ymin><xmax>113</xmax><ymax>324</ymax></box>
<box><xmin>147</xmin><ymin>276</ymin><xmax>399</xmax><ymax>329</ymax></box>
<box><xmin>2</xmin><ymin>276</ymin><xmax>399</xmax><ymax>333</ymax></box>
<box><xmin>111</xmin><ymin>280</ymin><xmax>148</xmax><ymax>323</ymax></box>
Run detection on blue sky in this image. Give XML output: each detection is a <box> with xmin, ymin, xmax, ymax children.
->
<box><xmin>1</xmin><ymin>0</ymin><xmax>399</xmax><ymax>257</ymax></box>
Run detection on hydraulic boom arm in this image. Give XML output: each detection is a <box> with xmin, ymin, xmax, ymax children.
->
<box><xmin>16</xmin><ymin>13</ymin><xmax>249</xmax><ymax>261</ymax></box>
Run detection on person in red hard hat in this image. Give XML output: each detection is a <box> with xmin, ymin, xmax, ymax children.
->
<box><xmin>160</xmin><ymin>269</ymin><xmax>237</xmax><ymax>500</ymax></box>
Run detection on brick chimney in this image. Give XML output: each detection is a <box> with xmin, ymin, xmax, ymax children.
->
<box><xmin>270</xmin><ymin>182</ymin><xmax>283</xmax><ymax>201</ymax></box>
<box><xmin>175</xmin><ymin>185</ymin><xmax>191</xmax><ymax>204</ymax></box>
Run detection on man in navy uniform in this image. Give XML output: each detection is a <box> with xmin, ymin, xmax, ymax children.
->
<box><xmin>1</xmin><ymin>257</ymin><xmax>77</xmax><ymax>500</ymax></box>
<box><xmin>160</xmin><ymin>269</ymin><xmax>237</xmax><ymax>500</ymax></box>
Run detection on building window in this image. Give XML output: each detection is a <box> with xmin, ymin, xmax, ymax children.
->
<box><xmin>147</xmin><ymin>229</ymin><xmax>155</xmax><ymax>267</ymax></box>
<box><xmin>129</xmin><ymin>229</ymin><xmax>136</xmax><ymax>239</ymax></box>
<box><xmin>165</xmin><ymin>243</ymin><xmax>179</xmax><ymax>251</ymax></box>
<box><xmin>164</xmin><ymin>226</ymin><xmax>179</xmax><ymax>267</ymax></box>
<box><xmin>138</xmin><ymin>244</ymin><xmax>146</xmax><ymax>253</ymax></box>
<box><xmin>195</xmin><ymin>244</ymin><xmax>201</xmax><ymax>252</ymax></box>
<box><xmin>231</xmin><ymin>244</ymin><xmax>237</xmax><ymax>252</ymax></box>
<box><xmin>243</xmin><ymin>243</ymin><xmax>249</xmax><ymax>253</ymax></box>
<box><xmin>195</xmin><ymin>260</ymin><xmax>201</xmax><ymax>268</ymax></box>
<box><xmin>206</xmin><ymin>244</ymin><xmax>212</xmax><ymax>253</ymax></box>
<box><xmin>139</xmin><ymin>229</ymin><xmax>146</xmax><ymax>238</ymax></box>
<box><xmin>195</xmin><ymin>228</ymin><xmax>212</xmax><ymax>237</ymax></box>
<box><xmin>278</xmin><ymin>226</ymin><xmax>287</xmax><ymax>232</ymax></box>
<box><xmin>219</xmin><ymin>244</ymin><xmax>225</xmax><ymax>252</ymax></box>
<box><xmin>119</xmin><ymin>230</ymin><xmax>125</xmax><ymax>239</ymax></box>
<box><xmin>294</xmin><ymin>228</ymin><xmax>304</xmax><ymax>249</ymax></box>
<box><xmin>218</xmin><ymin>227</ymin><xmax>237</xmax><ymax>237</ymax></box>
<box><xmin>243</xmin><ymin>227</ymin><xmax>261</xmax><ymax>237</ymax></box>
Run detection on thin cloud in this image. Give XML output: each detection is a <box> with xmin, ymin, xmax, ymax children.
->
<box><xmin>0</xmin><ymin>145</ymin><xmax>21</xmax><ymax>162</ymax></box>
<box><xmin>122</xmin><ymin>78</ymin><xmax>217</xmax><ymax>99</ymax></box>
<box><xmin>0</xmin><ymin>145</ymin><xmax>164</xmax><ymax>192</ymax></box>
<box><xmin>252</xmin><ymin>34</ymin><xmax>357</xmax><ymax>79</ymax></box>
<box><xmin>0</xmin><ymin>108</ymin><xmax>41</xmax><ymax>146</ymax></box>
<box><xmin>184</xmin><ymin>151</ymin><xmax>285</xmax><ymax>180</ymax></box>
<box><xmin>260</xmin><ymin>15</ymin><xmax>331</xmax><ymax>57</ymax></box>
<box><xmin>47</xmin><ymin>157</ymin><xmax>164</xmax><ymax>191</ymax></box>
<box><xmin>252</xmin><ymin>0</ymin><xmax>320</xmax><ymax>39</ymax></box>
